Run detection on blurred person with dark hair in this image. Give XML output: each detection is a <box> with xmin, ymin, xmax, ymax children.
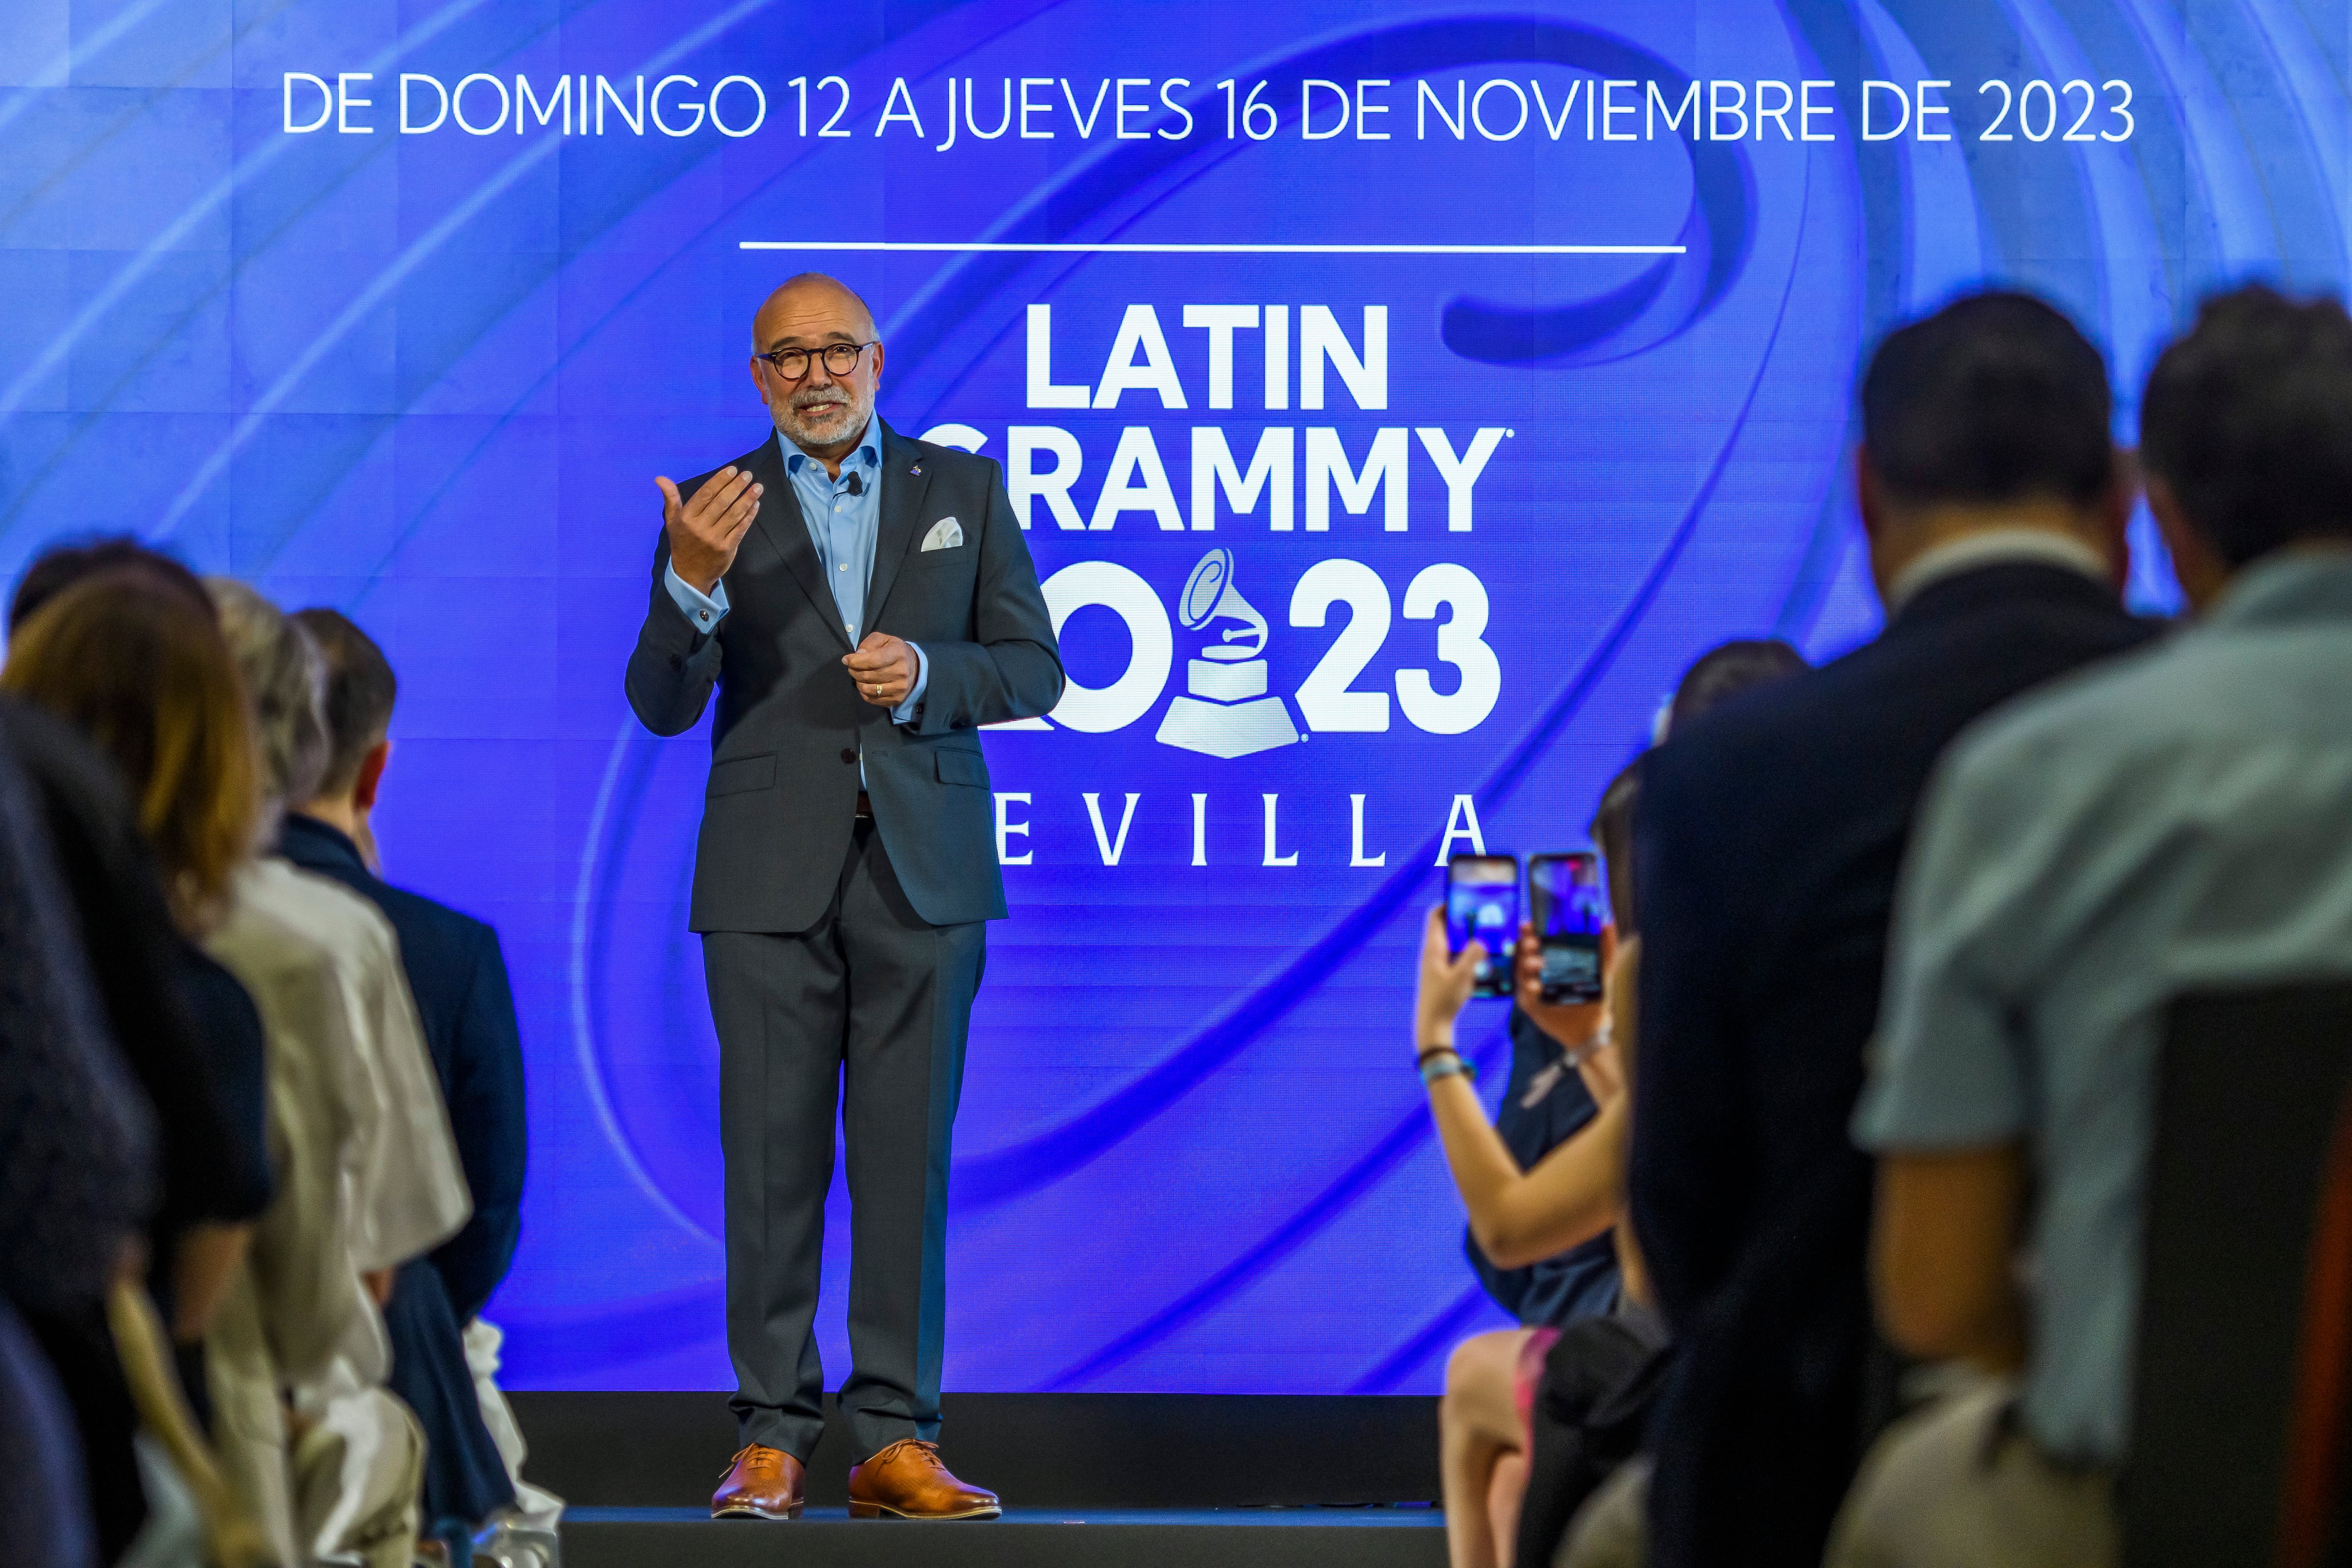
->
<box><xmin>9</xmin><ymin>536</ymin><xmax>212</xmax><ymax>636</ymax></box>
<box><xmin>1558</xmin><ymin>292</ymin><xmax>2157</xmax><ymax>1568</ymax></box>
<box><xmin>1834</xmin><ymin>285</ymin><xmax>2352</xmax><ymax>1566</ymax></box>
<box><xmin>1464</xmin><ymin>776</ymin><xmax>1637</xmax><ymax>1350</ymax></box>
<box><xmin>205</xmin><ymin>580</ymin><xmax>470</xmax><ymax>1568</ymax></box>
<box><xmin>285</xmin><ymin>605</ymin><xmax>543</xmax><ymax>1554</ymax></box>
<box><xmin>1472</xmin><ymin>641</ymin><xmax>1804</xmax><ymax>1339</ymax></box>
<box><xmin>1424</xmin><ymin>924</ymin><xmax>1638</xmax><ymax>1568</ymax></box>
<box><xmin>4</xmin><ymin>568</ymin><xmax>353</xmax><ymax>1564</ymax></box>
<box><xmin>0</xmin><ymin>547</ymin><xmax>275</xmax><ymax>1556</ymax></box>
<box><xmin>0</xmin><ymin>666</ymin><xmax>160</xmax><ymax>1566</ymax></box>
<box><xmin>1663</xmin><ymin>638</ymin><xmax>1809</xmax><ymax>738</ymax></box>
<box><xmin>1432</xmin><ymin>639</ymin><xmax>1806</xmax><ymax>1568</ymax></box>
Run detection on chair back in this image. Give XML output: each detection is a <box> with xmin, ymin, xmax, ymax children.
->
<box><xmin>2124</xmin><ymin>985</ymin><xmax>2352</xmax><ymax>1568</ymax></box>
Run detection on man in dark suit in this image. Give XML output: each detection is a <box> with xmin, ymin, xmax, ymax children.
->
<box><xmin>1557</xmin><ymin>294</ymin><xmax>2158</xmax><ymax>1568</ymax></box>
<box><xmin>278</xmin><ymin>608</ymin><xmax>529</xmax><ymax>1547</ymax></box>
<box><xmin>625</xmin><ymin>273</ymin><xmax>1062</xmax><ymax>1522</ymax></box>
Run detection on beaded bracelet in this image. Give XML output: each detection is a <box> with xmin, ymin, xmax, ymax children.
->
<box><xmin>1420</xmin><ymin>1052</ymin><xmax>1477</xmax><ymax>1086</ymax></box>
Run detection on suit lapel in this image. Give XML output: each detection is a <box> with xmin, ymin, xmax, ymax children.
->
<box><xmin>863</xmin><ymin>420</ymin><xmax>934</xmax><ymax>633</ymax></box>
<box><xmin>743</xmin><ymin>432</ymin><xmax>854</xmax><ymax>653</ymax></box>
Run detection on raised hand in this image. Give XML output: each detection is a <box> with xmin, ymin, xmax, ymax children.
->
<box><xmin>1415</xmin><ymin>905</ymin><xmax>1484</xmax><ymax>1053</ymax></box>
<box><xmin>658</xmin><ymin>466</ymin><xmax>763</xmax><ymax>592</ymax></box>
<box><xmin>1514</xmin><ymin>921</ymin><xmax>1617</xmax><ymax>1053</ymax></box>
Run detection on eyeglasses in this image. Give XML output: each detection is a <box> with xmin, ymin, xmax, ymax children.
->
<box><xmin>754</xmin><ymin>341</ymin><xmax>876</xmax><ymax>381</ymax></box>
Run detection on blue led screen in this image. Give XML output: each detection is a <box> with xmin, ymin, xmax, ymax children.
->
<box><xmin>5</xmin><ymin>0</ymin><xmax>2345</xmax><ymax>1392</ymax></box>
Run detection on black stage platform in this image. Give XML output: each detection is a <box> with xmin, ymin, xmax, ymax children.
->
<box><xmin>516</xmin><ymin>1392</ymin><xmax>1448</xmax><ymax>1566</ymax></box>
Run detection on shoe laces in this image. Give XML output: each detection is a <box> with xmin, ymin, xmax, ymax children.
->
<box><xmin>724</xmin><ymin>1445</ymin><xmax>787</xmax><ymax>1482</ymax></box>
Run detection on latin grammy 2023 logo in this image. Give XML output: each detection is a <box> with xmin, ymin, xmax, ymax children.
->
<box><xmin>997</xmin><ymin>547</ymin><xmax>1502</xmax><ymax>750</ymax></box>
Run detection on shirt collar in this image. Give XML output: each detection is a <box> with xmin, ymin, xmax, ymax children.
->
<box><xmin>279</xmin><ymin>811</ymin><xmax>367</xmax><ymax>872</ymax></box>
<box><xmin>1886</xmin><ymin>526</ymin><xmax>2110</xmax><ymax>614</ymax></box>
<box><xmin>2202</xmin><ymin>544</ymin><xmax>2352</xmax><ymax>632</ymax></box>
<box><xmin>783</xmin><ymin>412</ymin><xmax>882</xmax><ymax>481</ymax></box>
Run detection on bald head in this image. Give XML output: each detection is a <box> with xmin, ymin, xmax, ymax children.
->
<box><xmin>747</xmin><ymin>273</ymin><xmax>885</xmax><ymax>465</ymax></box>
<box><xmin>753</xmin><ymin>273</ymin><xmax>876</xmax><ymax>352</ymax></box>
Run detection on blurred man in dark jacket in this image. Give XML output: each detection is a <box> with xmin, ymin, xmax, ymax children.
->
<box><xmin>1566</xmin><ymin>294</ymin><xmax>2158</xmax><ymax>1568</ymax></box>
<box><xmin>281</xmin><ymin>607</ymin><xmax>528</xmax><ymax>1547</ymax></box>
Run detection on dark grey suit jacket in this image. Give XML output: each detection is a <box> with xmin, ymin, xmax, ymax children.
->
<box><xmin>625</xmin><ymin>421</ymin><xmax>1062</xmax><ymax>933</ymax></box>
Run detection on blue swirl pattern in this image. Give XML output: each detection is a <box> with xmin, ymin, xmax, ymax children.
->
<box><xmin>0</xmin><ymin>0</ymin><xmax>2343</xmax><ymax>1394</ymax></box>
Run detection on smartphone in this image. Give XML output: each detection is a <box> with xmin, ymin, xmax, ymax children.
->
<box><xmin>1529</xmin><ymin>852</ymin><xmax>1608</xmax><ymax>1003</ymax></box>
<box><xmin>1445</xmin><ymin>854</ymin><xmax>1520</xmax><ymax>999</ymax></box>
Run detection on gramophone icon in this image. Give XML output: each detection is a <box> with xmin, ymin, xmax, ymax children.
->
<box><xmin>1154</xmin><ymin>548</ymin><xmax>1303</xmax><ymax>758</ymax></box>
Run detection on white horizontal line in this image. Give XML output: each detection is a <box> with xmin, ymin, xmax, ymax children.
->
<box><xmin>738</xmin><ymin>239</ymin><xmax>1685</xmax><ymax>255</ymax></box>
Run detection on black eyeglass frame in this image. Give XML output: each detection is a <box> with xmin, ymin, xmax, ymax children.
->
<box><xmin>754</xmin><ymin>341</ymin><xmax>878</xmax><ymax>381</ymax></box>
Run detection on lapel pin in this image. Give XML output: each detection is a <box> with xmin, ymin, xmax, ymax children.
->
<box><xmin>909</xmin><ymin>463</ymin><xmax>922</xmax><ymax>476</ymax></box>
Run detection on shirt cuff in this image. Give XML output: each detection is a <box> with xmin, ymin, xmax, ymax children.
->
<box><xmin>891</xmin><ymin>643</ymin><xmax>929</xmax><ymax>725</ymax></box>
<box><xmin>664</xmin><ymin>563</ymin><xmax>730</xmax><ymax>634</ymax></box>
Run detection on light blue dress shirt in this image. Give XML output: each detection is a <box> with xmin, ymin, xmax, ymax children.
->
<box><xmin>665</xmin><ymin>414</ymin><xmax>929</xmax><ymax>771</ymax></box>
<box><xmin>1857</xmin><ymin>550</ymin><xmax>2352</xmax><ymax>1465</ymax></box>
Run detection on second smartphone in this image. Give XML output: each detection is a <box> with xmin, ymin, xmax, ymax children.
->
<box><xmin>1528</xmin><ymin>852</ymin><xmax>1608</xmax><ymax>1003</ymax></box>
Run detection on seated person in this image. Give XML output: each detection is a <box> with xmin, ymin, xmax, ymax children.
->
<box><xmin>1422</xmin><ymin>918</ymin><xmax>1634</xmax><ymax>1568</ymax></box>
<box><xmin>1</xmin><ymin>544</ymin><xmax>275</xmax><ymax>1552</ymax></box>
<box><xmin>1594</xmin><ymin>293</ymin><xmax>2150</xmax><ymax>1568</ymax></box>
<box><xmin>1429</xmin><ymin>638</ymin><xmax>1806</xmax><ymax>1568</ymax></box>
<box><xmin>1836</xmin><ymin>287</ymin><xmax>2352</xmax><ymax>1565</ymax></box>
<box><xmin>208</xmin><ymin>580</ymin><xmax>470</xmax><ymax>1568</ymax></box>
<box><xmin>0</xmin><ymin>665</ymin><xmax>160</xmax><ymax>1568</ymax></box>
<box><xmin>2</xmin><ymin>568</ymin><xmax>361</xmax><ymax>1567</ymax></box>
<box><xmin>284</xmin><ymin>606</ymin><xmax>532</xmax><ymax>1554</ymax></box>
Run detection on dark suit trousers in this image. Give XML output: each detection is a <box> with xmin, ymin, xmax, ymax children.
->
<box><xmin>704</xmin><ymin>818</ymin><xmax>983</xmax><ymax>1463</ymax></box>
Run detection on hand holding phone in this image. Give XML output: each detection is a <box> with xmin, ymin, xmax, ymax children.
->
<box><xmin>1515</xmin><ymin>922</ymin><xmax>1619</xmax><ymax>1060</ymax></box>
<box><xmin>1445</xmin><ymin>854</ymin><xmax>1520</xmax><ymax>999</ymax></box>
<box><xmin>1415</xmin><ymin>907</ymin><xmax>1481</xmax><ymax>1052</ymax></box>
<box><xmin>1529</xmin><ymin>852</ymin><xmax>1607</xmax><ymax>1003</ymax></box>
<box><xmin>1517</xmin><ymin>852</ymin><xmax>1617</xmax><ymax>1061</ymax></box>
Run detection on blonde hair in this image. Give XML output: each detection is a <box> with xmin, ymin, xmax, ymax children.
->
<box><xmin>205</xmin><ymin>578</ymin><xmax>328</xmax><ymax>810</ymax></box>
<box><xmin>1</xmin><ymin>571</ymin><xmax>261</xmax><ymax>931</ymax></box>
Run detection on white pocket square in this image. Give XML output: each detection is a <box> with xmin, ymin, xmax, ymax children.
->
<box><xmin>920</xmin><ymin>517</ymin><xmax>964</xmax><ymax>552</ymax></box>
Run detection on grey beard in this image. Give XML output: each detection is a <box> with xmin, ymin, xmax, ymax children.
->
<box><xmin>774</xmin><ymin>394</ymin><xmax>865</xmax><ymax>444</ymax></box>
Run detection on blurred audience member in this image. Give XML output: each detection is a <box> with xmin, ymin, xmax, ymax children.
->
<box><xmin>1422</xmin><ymin>910</ymin><xmax>1629</xmax><ymax>1568</ymax></box>
<box><xmin>10</xmin><ymin>537</ymin><xmax>204</xmax><ymax>631</ymax></box>
<box><xmin>1583</xmin><ymin>293</ymin><xmax>2155</xmax><ymax>1568</ymax></box>
<box><xmin>1663</xmin><ymin>638</ymin><xmax>1810</xmax><ymax>737</ymax></box>
<box><xmin>0</xmin><ymin>691</ymin><xmax>158</xmax><ymax>1566</ymax></box>
<box><xmin>6</xmin><ymin>551</ymin><xmax>272</xmax><ymax>1362</ymax></box>
<box><xmin>2</xmin><ymin>555</ymin><xmax>272</xmax><ymax>1559</ymax></box>
<box><xmin>1466</xmin><ymin>775</ymin><xmax>1640</xmax><ymax>1341</ymax></box>
<box><xmin>1430</xmin><ymin>639</ymin><xmax>1797</xmax><ymax>1568</ymax></box>
<box><xmin>1835</xmin><ymin>285</ymin><xmax>2352</xmax><ymax>1567</ymax></box>
<box><xmin>207</xmin><ymin>581</ymin><xmax>470</xmax><ymax>1568</ymax></box>
<box><xmin>286</xmin><ymin>606</ymin><xmax>537</xmax><ymax>1554</ymax></box>
<box><xmin>5</xmin><ymin>567</ymin><xmax>354</xmax><ymax>1564</ymax></box>
<box><xmin>211</xmin><ymin>582</ymin><xmax>469</xmax><ymax>1278</ymax></box>
<box><xmin>1501</xmin><ymin>641</ymin><xmax>1804</xmax><ymax>1568</ymax></box>
<box><xmin>1437</xmin><ymin>638</ymin><xmax>1806</xmax><ymax>1568</ymax></box>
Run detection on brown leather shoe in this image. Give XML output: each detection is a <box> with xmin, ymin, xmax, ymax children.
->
<box><xmin>847</xmin><ymin>1438</ymin><xmax>1002</xmax><ymax>1520</ymax></box>
<box><xmin>712</xmin><ymin>1444</ymin><xmax>804</xmax><ymax>1520</ymax></box>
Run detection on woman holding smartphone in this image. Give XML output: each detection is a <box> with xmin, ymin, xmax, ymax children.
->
<box><xmin>1417</xmin><ymin>637</ymin><xmax>1808</xmax><ymax>1568</ymax></box>
<box><xmin>1421</xmin><ymin>880</ymin><xmax>1640</xmax><ymax>1568</ymax></box>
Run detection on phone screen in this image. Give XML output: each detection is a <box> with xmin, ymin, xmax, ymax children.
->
<box><xmin>1446</xmin><ymin>854</ymin><xmax>1520</xmax><ymax>998</ymax></box>
<box><xmin>1530</xmin><ymin>852</ymin><xmax>1607</xmax><ymax>1003</ymax></box>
